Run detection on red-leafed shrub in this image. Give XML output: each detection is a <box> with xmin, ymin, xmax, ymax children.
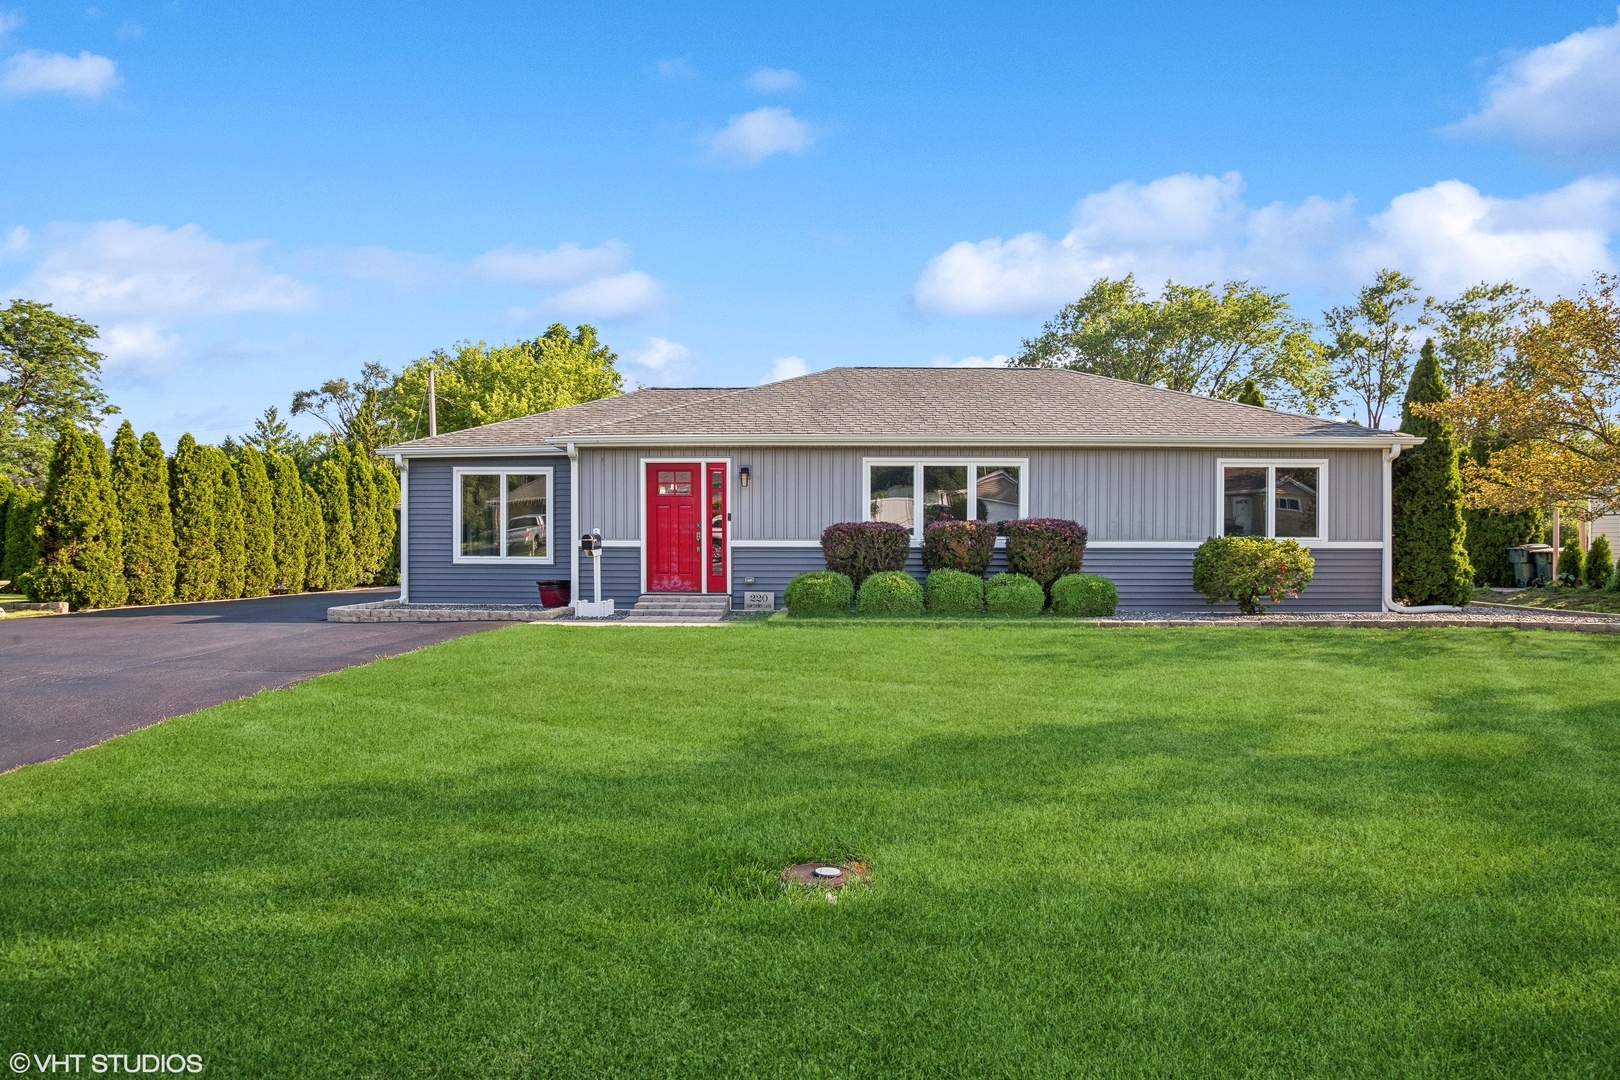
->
<box><xmin>820</xmin><ymin>521</ymin><xmax>910</xmax><ymax>588</ymax></box>
<box><xmin>1003</xmin><ymin>518</ymin><xmax>1087</xmax><ymax>590</ymax></box>
<box><xmin>921</xmin><ymin>519</ymin><xmax>998</xmax><ymax>575</ymax></box>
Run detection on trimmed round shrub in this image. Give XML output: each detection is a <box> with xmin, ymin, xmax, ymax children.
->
<box><xmin>1051</xmin><ymin>573</ymin><xmax>1118</xmax><ymax>617</ymax></box>
<box><xmin>985</xmin><ymin>572</ymin><xmax>1044</xmax><ymax>617</ymax></box>
<box><xmin>856</xmin><ymin>570</ymin><xmax>924</xmax><ymax>616</ymax></box>
<box><xmin>821</xmin><ymin>521</ymin><xmax>910</xmax><ymax>588</ymax></box>
<box><xmin>1192</xmin><ymin>536</ymin><xmax>1314</xmax><ymax>615</ymax></box>
<box><xmin>1003</xmin><ymin>518</ymin><xmax>1087</xmax><ymax>591</ymax></box>
<box><xmin>924</xmin><ymin>568</ymin><xmax>985</xmax><ymax>615</ymax></box>
<box><xmin>784</xmin><ymin>570</ymin><xmax>854</xmax><ymax>616</ymax></box>
<box><xmin>921</xmin><ymin>520</ymin><xmax>998</xmax><ymax>575</ymax></box>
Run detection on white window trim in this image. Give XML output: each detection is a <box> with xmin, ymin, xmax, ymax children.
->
<box><xmin>1214</xmin><ymin>458</ymin><xmax>1328</xmax><ymax>543</ymax></box>
<box><xmin>452</xmin><ymin>466</ymin><xmax>556</xmax><ymax>565</ymax></box>
<box><xmin>863</xmin><ymin>457</ymin><xmax>1030</xmax><ymax>545</ymax></box>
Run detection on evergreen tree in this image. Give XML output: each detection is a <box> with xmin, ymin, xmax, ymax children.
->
<box><xmin>26</xmin><ymin>426</ymin><xmax>127</xmax><ymax>609</ymax></box>
<box><xmin>0</xmin><ymin>473</ymin><xmax>14</xmax><ymax>574</ymax></box>
<box><xmin>1557</xmin><ymin>532</ymin><xmax>1584</xmax><ymax>586</ymax></box>
<box><xmin>372</xmin><ymin>458</ymin><xmax>399</xmax><ymax>584</ymax></box>
<box><xmin>312</xmin><ymin>457</ymin><xmax>357</xmax><ymax>589</ymax></box>
<box><xmin>112</xmin><ymin>423</ymin><xmax>178</xmax><ymax>605</ymax></box>
<box><xmin>343</xmin><ymin>447</ymin><xmax>380</xmax><ymax>583</ymax></box>
<box><xmin>301</xmin><ymin>480</ymin><xmax>329</xmax><ymax>591</ymax></box>
<box><xmin>1</xmin><ymin>483</ymin><xmax>42</xmax><ymax>586</ymax></box>
<box><xmin>1392</xmin><ymin>340</ymin><xmax>1473</xmax><ymax>605</ymax></box>
<box><xmin>236</xmin><ymin>446</ymin><xmax>276</xmax><ymax>597</ymax></box>
<box><xmin>170</xmin><ymin>434</ymin><xmax>219</xmax><ymax>601</ymax></box>
<box><xmin>268</xmin><ymin>453</ymin><xmax>306</xmax><ymax>592</ymax></box>
<box><xmin>210</xmin><ymin>446</ymin><xmax>247</xmax><ymax>599</ymax></box>
<box><xmin>1584</xmin><ymin>534</ymin><xmax>1613</xmax><ymax>590</ymax></box>
<box><xmin>1235</xmin><ymin>378</ymin><xmax>1266</xmax><ymax>407</ymax></box>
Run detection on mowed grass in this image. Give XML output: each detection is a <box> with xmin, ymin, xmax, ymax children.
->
<box><xmin>3</xmin><ymin>623</ymin><xmax>1618</xmax><ymax>1078</ymax></box>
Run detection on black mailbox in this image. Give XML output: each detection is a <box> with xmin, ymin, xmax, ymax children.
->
<box><xmin>579</xmin><ymin>532</ymin><xmax>601</xmax><ymax>556</ymax></box>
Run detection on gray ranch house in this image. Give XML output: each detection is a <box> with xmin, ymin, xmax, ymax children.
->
<box><xmin>381</xmin><ymin>367</ymin><xmax>1421</xmax><ymax>612</ymax></box>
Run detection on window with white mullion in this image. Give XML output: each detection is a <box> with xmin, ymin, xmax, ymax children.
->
<box><xmin>866</xmin><ymin>459</ymin><xmax>1026</xmax><ymax>542</ymax></box>
<box><xmin>1220</xmin><ymin>460</ymin><xmax>1323</xmax><ymax>542</ymax></box>
<box><xmin>454</xmin><ymin>467</ymin><xmax>553</xmax><ymax>563</ymax></box>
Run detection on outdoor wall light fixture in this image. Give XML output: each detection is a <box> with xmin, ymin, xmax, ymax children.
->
<box><xmin>739</xmin><ymin>466</ymin><xmax>751</xmax><ymax>488</ymax></box>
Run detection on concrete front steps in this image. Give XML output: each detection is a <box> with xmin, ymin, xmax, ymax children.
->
<box><xmin>622</xmin><ymin>593</ymin><xmax>732</xmax><ymax>623</ymax></box>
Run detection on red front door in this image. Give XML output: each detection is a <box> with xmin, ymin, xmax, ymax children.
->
<box><xmin>705</xmin><ymin>462</ymin><xmax>727</xmax><ymax>594</ymax></box>
<box><xmin>647</xmin><ymin>463</ymin><xmax>703</xmax><ymax>591</ymax></box>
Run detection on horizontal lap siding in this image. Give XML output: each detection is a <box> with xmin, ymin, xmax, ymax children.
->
<box><xmin>580</xmin><ymin>445</ymin><xmax>1385</xmax><ymax>544</ymax></box>
<box><xmin>1084</xmin><ymin>547</ymin><xmax>1382</xmax><ymax>612</ymax></box>
<box><xmin>406</xmin><ymin>456</ymin><xmax>571</xmax><ymax>605</ymax></box>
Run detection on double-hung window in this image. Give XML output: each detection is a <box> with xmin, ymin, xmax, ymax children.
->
<box><xmin>866</xmin><ymin>459</ymin><xmax>1027</xmax><ymax>539</ymax></box>
<box><xmin>454</xmin><ymin>467</ymin><xmax>554</xmax><ymax>563</ymax></box>
<box><xmin>1218</xmin><ymin>460</ymin><xmax>1325</xmax><ymax>542</ymax></box>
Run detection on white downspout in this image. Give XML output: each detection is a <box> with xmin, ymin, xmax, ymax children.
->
<box><xmin>567</xmin><ymin>441</ymin><xmax>579</xmax><ymax>609</ymax></box>
<box><xmin>1382</xmin><ymin>441</ymin><xmax>1464</xmax><ymax>613</ymax></box>
<box><xmin>395</xmin><ymin>454</ymin><xmax>410</xmax><ymax>605</ymax></box>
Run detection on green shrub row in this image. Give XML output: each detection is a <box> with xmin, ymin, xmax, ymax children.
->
<box><xmin>783</xmin><ymin>568</ymin><xmax>1118</xmax><ymax>618</ymax></box>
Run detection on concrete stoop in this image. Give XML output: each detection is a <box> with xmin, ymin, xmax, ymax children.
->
<box><xmin>622</xmin><ymin>593</ymin><xmax>732</xmax><ymax>623</ymax></box>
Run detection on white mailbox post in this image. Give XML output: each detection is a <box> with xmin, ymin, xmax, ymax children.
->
<box><xmin>575</xmin><ymin>531</ymin><xmax>615</xmax><ymax>618</ymax></box>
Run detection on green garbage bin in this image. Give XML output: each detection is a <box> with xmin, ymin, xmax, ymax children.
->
<box><xmin>1507</xmin><ymin>544</ymin><xmax>1555</xmax><ymax>587</ymax></box>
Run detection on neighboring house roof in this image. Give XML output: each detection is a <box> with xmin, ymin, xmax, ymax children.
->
<box><xmin>384</xmin><ymin>367</ymin><xmax>1415</xmax><ymax>453</ymax></box>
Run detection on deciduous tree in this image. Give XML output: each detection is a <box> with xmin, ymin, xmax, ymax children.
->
<box><xmin>1</xmin><ymin>301</ymin><xmax>117</xmax><ymax>484</ymax></box>
<box><xmin>1424</xmin><ymin>281</ymin><xmax>1534</xmax><ymax>389</ymax></box>
<box><xmin>1324</xmin><ymin>269</ymin><xmax>1422</xmax><ymax>428</ymax></box>
<box><xmin>26</xmin><ymin>426</ymin><xmax>126</xmax><ymax>609</ymax></box>
<box><xmin>292</xmin><ymin>362</ymin><xmax>398</xmax><ymax>455</ymax></box>
<box><xmin>1012</xmin><ymin>276</ymin><xmax>1332</xmax><ymax>412</ymax></box>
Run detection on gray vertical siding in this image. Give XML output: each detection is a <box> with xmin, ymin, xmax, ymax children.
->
<box><xmin>405</xmin><ymin>455</ymin><xmax>571</xmax><ymax>605</ymax></box>
<box><xmin>577</xmin><ymin>444</ymin><xmax>1385</xmax><ymax>544</ymax></box>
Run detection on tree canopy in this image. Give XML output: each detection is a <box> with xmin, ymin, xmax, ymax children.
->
<box><xmin>1010</xmin><ymin>276</ymin><xmax>1332</xmax><ymax>413</ymax></box>
<box><xmin>1423</xmin><ymin>274</ymin><xmax>1620</xmax><ymax>519</ymax></box>
<box><xmin>383</xmin><ymin>324</ymin><xmax>624</xmax><ymax>438</ymax></box>
<box><xmin>0</xmin><ymin>300</ymin><xmax>117</xmax><ymax>485</ymax></box>
<box><xmin>1323</xmin><ymin>269</ymin><xmax>1423</xmax><ymax>429</ymax></box>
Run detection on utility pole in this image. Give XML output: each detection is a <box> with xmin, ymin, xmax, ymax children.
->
<box><xmin>427</xmin><ymin>368</ymin><xmax>437</xmax><ymax>438</ymax></box>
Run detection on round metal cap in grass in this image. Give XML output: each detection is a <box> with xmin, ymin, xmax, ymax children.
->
<box><xmin>781</xmin><ymin>862</ymin><xmax>867</xmax><ymax>888</ymax></box>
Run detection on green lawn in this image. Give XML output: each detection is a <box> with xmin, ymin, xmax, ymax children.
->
<box><xmin>1474</xmin><ymin>585</ymin><xmax>1620</xmax><ymax>615</ymax></box>
<box><xmin>3</xmin><ymin>623</ymin><xmax>1617</xmax><ymax>1078</ymax></box>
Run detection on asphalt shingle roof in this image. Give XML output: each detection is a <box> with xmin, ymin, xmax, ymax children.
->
<box><xmin>384</xmin><ymin>367</ymin><xmax>1393</xmax><ymax>451</ymax></box>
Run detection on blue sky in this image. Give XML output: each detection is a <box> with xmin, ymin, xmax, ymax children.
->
<box><xmin>3</xmin><ymin>2</ymin><xmax>1619</xmax><ymax>445</ymax></box>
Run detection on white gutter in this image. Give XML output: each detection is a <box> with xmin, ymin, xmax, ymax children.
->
<box><xmin>394</xmin><ymin>453</ymin><xmax>409</xmax><ymax>605</ymax></box>
<box><xmin>566</xmin><ymin>441</ymin><xmax>579</xmax><ymax>608</ymax></box>
<box><xmin>1380</xmin><ymin>441</ymin><xmax>1463</xmax><ymax>613</ymax></box>
<box><xmin>385</xmin><ymin>433</ymin><xmax>1424</xmax><ymax>457</ymax></box>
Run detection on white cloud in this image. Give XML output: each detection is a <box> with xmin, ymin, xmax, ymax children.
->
<box><xmin>469</xmin><ymin>240</ymin><xmax>630</xmax><ymax>285</ymax></box>
<box><xmin>1</xmin><ymin>50</ymin><xmax>119</xmax><ymax>99</ymax></box>
<box><xmin>549</xmin><ymin>270</ymin><xmax>666</xmax><ymax>319</ymax></box>
<box><xmin>626</xmin><ymin>336</ymin><xmax>690</xmax><ymax>370</ymax></box>
<box><xmin>322</xmin><ymin>245</ymin><xmax>439</xmax><ymax>289</ymax></box>
<box><xmin>1448</xmin><ymin>12</ymin><xmax>1620</xmax><ymax>159</ymax></box>
<box><xmin>18</xmin><ymin>220</ymin><xmax>316</xmax><ymax>319</ymax></box>
<box><xmin>747</xmin><ymin>66</ymin><xmax>802</xmax><ymax>92</ymax></box>
<box><xmin>912</xmin><ymin>171</ymin><xmax>1620</xmax><ymax>315</ymax></box>
<box><xmin>763</xmin><ymin>356</ymin><xmax>808</xmax><ymax>383</ymax></box>
<box><xmin>100</xmin><ymin>322</ymin><xmax>181</xmax><ymax>370</ymax></box>
<box><xmin>928</xmin><ymin>353</ymin><xmax>1009</xmax><ymax>368</ymax></box>
<box><xmin>2</xmin><ymin>225</ymin><xmax>28</xmax><ymax>255</ymax></box>
<box><xmin>0</xmin><ymin>10</ymin><xmax>22</xmax><ymax>36</ymax></box>
<box><xmin>704</xmin><ymin>106</ymin><xmax>813</xmax><ymax>166</ymax></box>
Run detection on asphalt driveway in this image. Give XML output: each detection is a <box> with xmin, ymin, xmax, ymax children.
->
<box><xmin>0</xmin><ymin>589</ymin><xmax>500</xmax><ymax>772</ymax></box>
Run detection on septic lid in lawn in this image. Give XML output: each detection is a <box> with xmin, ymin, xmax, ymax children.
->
<box><xmin>782</xmin><ymin>862</ymin><xmax>868</xmax><ymax>888</ymax></box>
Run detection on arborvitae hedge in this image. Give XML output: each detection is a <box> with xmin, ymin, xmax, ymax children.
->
<box><xmin>312</xmin><ymin>458</ymin><xmax>357</xmax><ymax>589</ymax></box>
<box><xmin>170</xmin><ymin>434</ymin><xmax>219</xmax><ymax>602</ymax></box>
<box><xmin>112</xmin><ymin>423</ymin><xmax>179</xmax><ymax>605</ymax></box>
<box><xmin>1464</xmin><ymin>507</ymin><xmax>1544</xmax><ymax>588</ymax></box>
<box><xmin>1392</xmin><ymin>340</ymin><xmax>1473</xmax><ymax>606</ymax></box>
<box><xmin>27</xmin><ymin>427</ymin><xmax>127</xmax><ymax>610</ymax></box>
<box><xmin>236</xmin><ymin>446</ymin><xmax>276</xmax><ymax>597</ymax></box>
<box><xmin>345</xmin><ymin>449</ymin><xmax>380</xmax><ymax>584</ymax></box>
<box><xmin>268</xmin><ymin>454</ymin><xmax>306</xmax><ymax>593</ymax></box>
<box><xmin>373</xmin><ymin>459</ymin><xmax>400</xmax><ymax>585</ymax></box>
<box><xmin>1</xmin><ymin>484</ymin><xmax>42</xmax><ymax>585</ymax></box>
<box><xmin>301</xmin><ymin>480</ymin><xmax>329</xmax><ymax>591</ymax></box>
<box><xmin>209</xmin><ymin>446</ymin><xmax>247</xmax><ymax>599</ymax></box>
<box><xmin>0</xmin><ymin>474</ymin><xmax>14</xmax><ymax>574</ymax></box>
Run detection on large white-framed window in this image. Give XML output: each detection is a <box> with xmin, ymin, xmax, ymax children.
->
<box><xmin>864</xmin><ymin>457</ymin><xmax>1029</xmax><ymax>542</ymax></box>
<box><xmin>452</xmin><ymin>466</ymin><xmax>554</xmax><ymax>564</ymax></box>
<box><xmin>1215</xmin><ymin>459</ymin><xmax>1327</xmax><ymax>543</ymax></box>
